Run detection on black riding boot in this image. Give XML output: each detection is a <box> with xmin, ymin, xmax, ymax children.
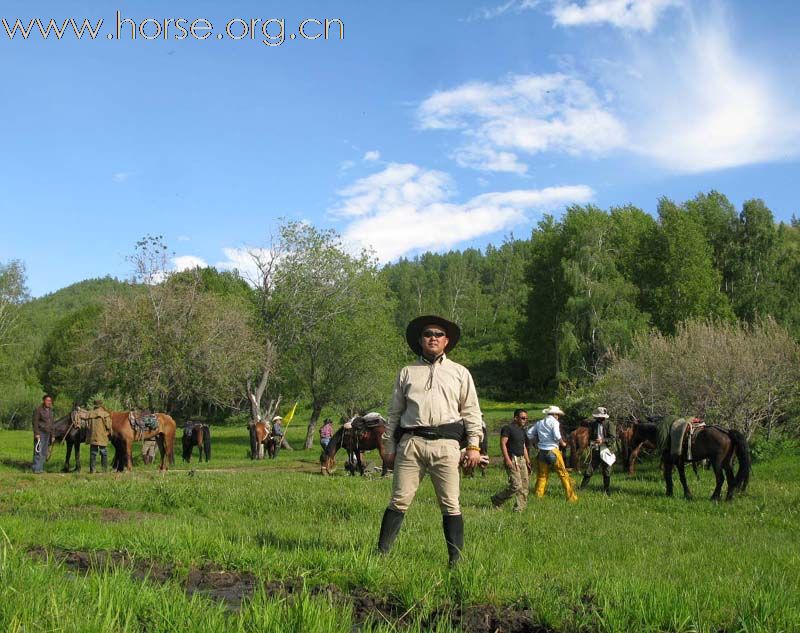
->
<box><xmin>89</xmin><ymin>448</ymin><xmax>97</xmax><ymax>474</ymax></box>
<box><xmin>377</xmin><ymin>508</ymin><xmax>405</xmax><ymax>554</ymax></box>
<box><xmin>580</xmin><ymin>474</ymin><xmax>592</xmax><ymax>489</ymax></box>
<box><xmin>603</xmin><ymin>475</ymin><xmax>611</xmax><ymax>496</ymax></box>
<box><xmin>101</xmin><ymin>452</ymin><xmax>108</xmax><ymax>473</ymax></box>
<box><xmin>442</xmin><ymin>514</ymin><xmax>464</xmax><ymax>567</ymax></box>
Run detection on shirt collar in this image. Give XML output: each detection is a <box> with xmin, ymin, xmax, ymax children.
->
<box><xmin>419</xmin><ymin>352</ymin><xmax>446</xmax><ymax>365</ymax></box>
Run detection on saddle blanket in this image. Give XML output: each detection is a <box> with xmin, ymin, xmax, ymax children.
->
<box><xmin>131</xmin><ymin>414</ymin><xmax>159</xmax><ymax>432</ymax></box>
<box><xmin>670</xmin><ymin>417</ymin><xmax>705</xmax><ymax>458</ymax></box>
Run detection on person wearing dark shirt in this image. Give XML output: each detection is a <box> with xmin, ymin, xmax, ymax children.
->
<box><xmin>31</xmin><ymin>394</ymin><xmax>54</xmax><ymax>474</ymax></box>
<box><xmin>490</xmin><ymin>409</ymin><xmax>532</xmax><ymax>512</ymax></box>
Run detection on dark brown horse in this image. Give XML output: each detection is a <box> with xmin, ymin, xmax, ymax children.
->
<box><xmin>320</xmin><ymin>420</ymin><xmax>388</xmax><ymax>476</ymax></box>
<box><xmin>248</xmin><ymin>422</ymin><xmax>277</xmax><ymax>459</ymax></box>
<box><xmin>661</xmin><ymin>421</ymin><xmax>751</xmax><ymax>501</ymax></box>
<box><xmin>109</xmin><ymin>411</ymin><xmax>177</xmax><ymax>471</ymax></box>
<box><xmin>50</xmin><ymin>410</ymin><xmax>86</xmax><ymax>472</ymax></box>
<box><xmin>182</xmin><ymin>423</ymin><xmax>211</xmax><ymax>463</ymax></box>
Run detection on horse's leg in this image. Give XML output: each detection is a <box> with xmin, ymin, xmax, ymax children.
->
<box><xmin>628</xmin><ymin>443</ymin><xmax>643</xmax><ymax>476</ymax></box>
<box><xmin>710</xmin><ymin>455</ymin><xmax>725</xmax><ymax>502</ymax></box>
<box><xmin>677</xmin><ymin>458</ymin><xmax>692</xmax><ymax>500</ymax></box>
<box><xmin>663</xmin><ymin>451</ymin><xmax>674</xmax><ymax>497</ymax></box>
<box><xmin>63</xmin><ymin>439</ymin><xmax>72</xmax><ymax>472</ymax></box>
<box><xmin>722</xmin><ymin>454</ymin><xmax>736</xmax><ymax>501</ymax></box>
<box><xmin>156</xmin><ymin>435</ymin><xmax>166</xmax><ymax>471</ymax></box>
<box><xmin>126</xmin><ymin>438</ymin><xmax>133</xmax><ymax>472</ymax></box>
<box><xmin>74</xmin><ymin>440</ymin><xmax>82</xmax><ymax>473</ymax></box>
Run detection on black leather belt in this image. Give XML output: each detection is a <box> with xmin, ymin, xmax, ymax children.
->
<box><xmin>399</xmin><ymin>422</ymin><xmax>464</xmax><ymax>441</ymax></box>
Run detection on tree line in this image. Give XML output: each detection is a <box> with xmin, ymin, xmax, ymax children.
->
<box><xmin>2</xmin><ymin>190</ymin><xmax>799</xmax><ymax>440</ymax></box>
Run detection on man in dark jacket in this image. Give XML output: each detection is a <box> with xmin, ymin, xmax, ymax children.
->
<box><xmin>580</xmin><ymin>407</ymin><xmax>617</xmax><ymax>495</ymax></box>
<box><xmin>32</xmin><ymin>394</ymin><xmax>54</xmax><ymax>473</ymax></box>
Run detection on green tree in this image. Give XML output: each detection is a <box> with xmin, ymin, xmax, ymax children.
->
<box><xmin>256</xmin><ymin>222</ymin><xmax>403</xmax><ymax>448</ymax></box>
<box><xmin>650</xmin><ymin>199</ymin><xmax>733</xmax><ymax>333</ymax></box>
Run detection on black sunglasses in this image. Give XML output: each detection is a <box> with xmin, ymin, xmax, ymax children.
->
<box><xmin>422</xmin><ymin>330</ymin><xmax>447</xmax><ymax>339</ymax></box>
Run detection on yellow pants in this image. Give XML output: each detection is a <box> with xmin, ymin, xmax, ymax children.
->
<box><xmin>534</xmin><ymin>448</ymin><xmax>578</xmax><ymax>501</ymax></box>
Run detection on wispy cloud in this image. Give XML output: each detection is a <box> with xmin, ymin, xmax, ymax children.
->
<box><xmin>467</xmin><ymin>0</ymin><xmax>539</xmax><ymax>21</ymax></box>
<box><xmin>615</xmin><ymin>8</ymin><xmax>800</xmax><ymax>172</ymax></box>
<box><xmin>176</xmin><ymin>235</ymin><xmax>191</xmax><ymax>242</ymax></box>
<box><xmin>336</xmin><ymin>163</ymin><xmax>593</xmax><ymax>261</ymax></box>
<box><xmin>112</xmin><ymin>171</ymin><xmax>132</xmax><ymax>183</ymax></box>
<box><xmin>551</xmin><ymin>0</ymin><xmax>682</xmax><ymax>32</ymax></box>
<box><xmin>363</xmin><ymin>150</ymin><xmax>381</xmax><ymax>162</ymax></box>
<box><xmin>418</xmin><ymin>74</ymin><xmax>627</xmax><ymax>172</ymax></box>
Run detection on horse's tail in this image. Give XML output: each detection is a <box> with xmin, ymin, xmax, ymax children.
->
<box><xmin>728</xmin><ymin>429</ymin><xmax>751</xmax><ymax>493</ymax></box>
<box><xmin>203</xmin><ymin>425</ymin><xmax>211</xmax><ymax>461</ymax></box>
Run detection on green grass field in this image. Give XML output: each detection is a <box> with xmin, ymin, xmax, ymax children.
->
<box><xmin>1</xmin><ymin>404</ymin><xmax>798</xmax><ymax>632</ymax></box>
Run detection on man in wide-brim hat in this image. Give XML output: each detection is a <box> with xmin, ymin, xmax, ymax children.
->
<box><xmin>580</xmin><ymin>406</ymin><xmax>617</xmax><ymax>496</ymax></box>
<box><xmin>377</xmin><ymin>315</ymin><xmax>482</xmax><ymax>566</ymax></box>
<box><xmin>531</xmin><ymin>405</ymin><xmax>578</xmax><ymax>501</ymax></box>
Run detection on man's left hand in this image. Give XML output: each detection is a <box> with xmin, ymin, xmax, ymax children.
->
<box><xmin>463</xmin><ymin>448</ymin><xmax>481</xmax><ymax>468</ymax></box>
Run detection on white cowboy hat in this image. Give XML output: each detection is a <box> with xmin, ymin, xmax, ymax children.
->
<box><xmin>271</xmin><ymin>415</ymin><xmax>283</xmax><ymax>422</ymax></box>
<box><xmin>600</xmin><ymin>447</ymin><xmax>616</xmax><ymax>466</ymax></box>
<box><xmin>592</xmin><ymin>407</ymin><xmax>610</xmax><ymax>419</ymax></box>
<box><xmin>542</xmin><ymin>405</ymin><xmax>565</xmax><ymax>416</ymax></box>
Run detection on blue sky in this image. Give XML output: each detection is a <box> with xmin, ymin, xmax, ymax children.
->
<box><xmin>2</xmin><ymin>0</ymin><xmax>799</xmax><ymax>296</ymax></box>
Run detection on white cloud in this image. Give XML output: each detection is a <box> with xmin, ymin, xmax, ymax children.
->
<box><xmin>112</xmin><ymin>171</ymin><xmax>132</xmax><ymax>183</ymax></box>
<box><xmin>336</xmin><ymin>163</ymin><xmax>593</xmax><ymax>261</ymax></box>
<box><xmin>467</xmin><ymin>0</ymin><xmax>540</xmax><ymax>21</ymax></box>
<box><xmin>339</xmin><ymin>159</ymin><xmax>356</xmax><ymax>172</ymax></box>
<box><xmin>418</xmin><ymin>74</ymin><xmax>627</xmax><ymax>172</ymax></box>
<box><xmin>172</xmin><ymin>255</ymin><xmax>207</xmax><ymax>271</ymax></box>
<box><xmin>616</xmin><ymin>11</ymin><xmax>800</xmax><ymax>172</ymax></box>
<box><xmin>176</xmin><ymin>235</ymin><xmax>191</xmax><ymax>242</ymax></box>
<box><xmin>215</xmin><ymin>247</ymin><xmax>274</xmax><ymax>284</ymax></box>
<box><xmin>363</xmin><ymin>150</ymin><xmax>381</xmax><ymax>161</ymax></box>
<box><xmin>551</xmin><ymin>0</ymin><xmax>681</xmax><ymax>31</ymax></box>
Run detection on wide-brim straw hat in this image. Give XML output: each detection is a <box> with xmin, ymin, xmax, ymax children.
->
<box><xmin>271</xmin><ymin>416</ymin><xmax>283</xmax><ymax>423</ymax></box>
<box><xmin>542</xmin><ymin>405</ymin><xmax>565</xmax><ymax>416</ymax></box>
<box><xmin>592</xmin><ymin>407</ymin><xmax>610</xmax><ymax>419</ymax></box>
<box><xmin>405</xmin><ymin>315</ymin><xmax>461</xmax><ymax>356</ymax></box>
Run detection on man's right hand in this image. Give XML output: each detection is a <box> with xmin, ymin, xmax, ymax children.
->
<box><xmin>34</xmin><ymin>434</ymin><xmax>40</xmax><ymax>440</ymax></box>
<box><xmin>504</xmin><ymin>458</ymin><xmax>514</xmax><ymax>469</ymax></box>
<box><xmin>384</xmin><ymin>452</ymin><xmax>396</xmax><ymax>469</ymax></box>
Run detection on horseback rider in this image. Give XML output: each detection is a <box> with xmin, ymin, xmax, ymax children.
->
<box><xmin>86</xmin><ymin>399</ymin><xmax>113</xmax><ymax>473</ymax></box>
<box><xmin>377</xmin><ymin>315</ymin><xmax>483</xmax><ymax>566</ymax></box>
<box><xmin>580</xmin><ymin>406</ymin><xmax>617</xmax><ymax>495</ymax></box>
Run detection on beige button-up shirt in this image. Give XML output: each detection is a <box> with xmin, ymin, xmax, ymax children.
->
<box><xmin>382</xmin><ymin>354</ymin><xmax>483</xmax><ymax>453</ymax></box>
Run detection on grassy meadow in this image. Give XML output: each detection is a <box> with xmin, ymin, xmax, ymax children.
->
<box><xmin>0</xmin><ymin>403</ymin><xmax>798</xmax><ymax>633</ymax></box>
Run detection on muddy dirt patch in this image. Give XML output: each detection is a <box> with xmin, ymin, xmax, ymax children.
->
<box><xmin>185</xmin><ymin>565</ymin><xmax>258</xmax><ymax>609</ymax></box>
<box><xmin>27</xmin><ymin>547</ymin><xmax>174</xmax><ymax>583</ymax></box>
<box><xmin>26</xmin><ymin>548</ymin><xmax>563</xmax><ymax>632</ymax></box>
<box><xmin>98</xmin><ymin>507</ymin><xmax>163</xmax><ymax>523</ymax></box>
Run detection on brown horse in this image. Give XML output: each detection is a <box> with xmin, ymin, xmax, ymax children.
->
<box><xmin>567</xmin><ymin>426</ymin><xmax>590</xmax><ymax>470</ymax></box>
<box><xmin>624</xmin><ymin>420</ymin><xmax>659</xmax><ymax>475</ymax></box>
<box><xmin>662</xmin><ymin>421</ymin><xmax>750</xmax><ymax>502</ymax></box>
<box><xmin>110</xmin><ymin>411</ymin><xmax>176</xmax><ymax>471</ymax></box>
<box><xmin>248</xmin><ymin>422</ymin><xmax>277</xmax><ymax>459</ymax></box>
<box><xmin>320</xmin><ymin>420</ymin><xmax>388</xmax><ymax>476</ymax></box>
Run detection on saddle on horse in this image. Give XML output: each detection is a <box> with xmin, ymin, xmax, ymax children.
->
<box><xmin>129</xmin><ymin>412</ymin><xmax>159</xmax><ymax>439</ymax></box>
<box><xmin>670</xmin><ymin>417</ymin><xmax>705</xmax><ymax>460</ymax></box>
<box><xmin>347</xmin><ymin>412</ymin><xmax>386</xmax><ymax>432</ymax></box>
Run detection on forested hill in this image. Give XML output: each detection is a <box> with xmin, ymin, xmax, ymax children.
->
<box><xmin>19</xmin><ymin>277</ymin><xmax>130</xmax><ymax>341</ymax></box>
<box><xmin>2</xmin><ymin>191</ymin><xmax>800</xmax><ymax>424</ymax></box>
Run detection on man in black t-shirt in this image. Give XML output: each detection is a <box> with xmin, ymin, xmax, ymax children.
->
<box><xmin>490</xmin><ymin>409</ymin><xmax>532</xmax><ymax>512</ymax></box>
